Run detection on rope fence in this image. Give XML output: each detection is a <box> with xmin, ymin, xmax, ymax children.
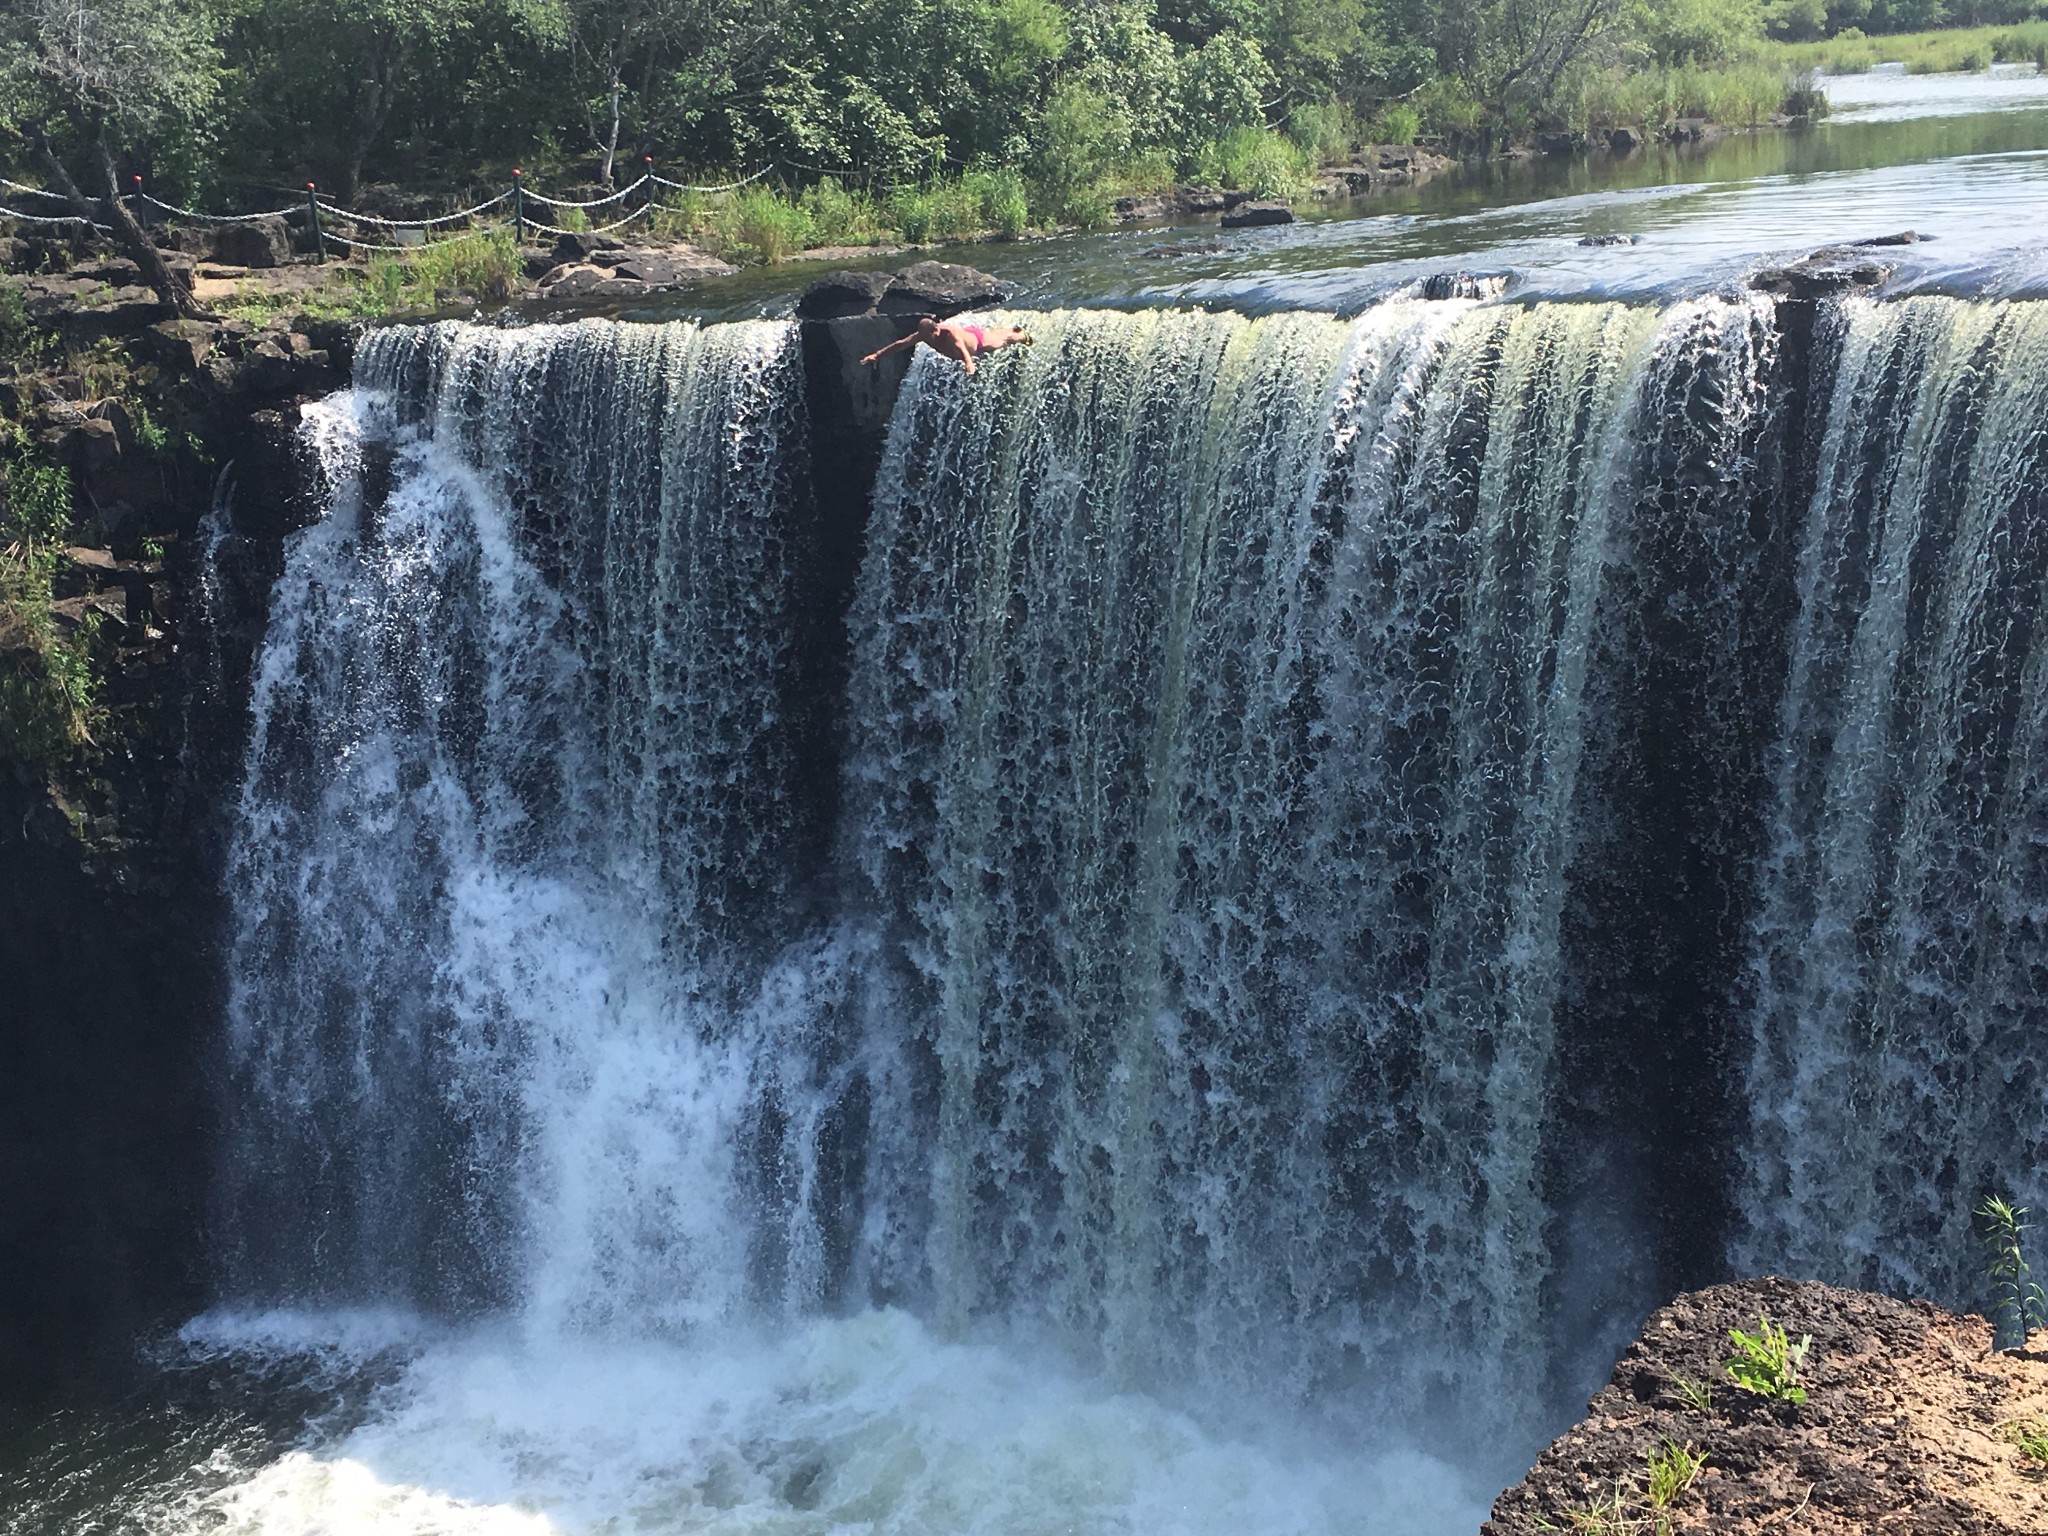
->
<box><xmin>0</xmin><ymin>166</ymin><xmax>773</xmax><ymax>257</ymax></box>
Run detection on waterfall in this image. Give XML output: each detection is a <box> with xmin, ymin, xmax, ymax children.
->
<box><xmin>194</xmin><ymin>292</ymin><xmax>2048</xmax><ymax>1528</ymax></box>
<box><xmin>1738</xmin><ymin>296</ymin><xmax>2048</xmax><ymax>1299</ymax></box>
<box><xmin>220</xmin><ymin>317</ymin><xmax>822</xmax><ymax>1330</ymax></box>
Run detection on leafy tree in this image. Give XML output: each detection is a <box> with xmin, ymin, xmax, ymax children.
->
<box><xmin>0</xmin><ymin>0</ymin><xmax>220</xmax><ymax>316</ymax></box>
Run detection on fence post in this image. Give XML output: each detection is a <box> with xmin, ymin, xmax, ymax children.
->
<box><xmin>306</xmin><ymin>183</ymin><xmax>324</xmax><ymax>264</ymax></box>
<box><xmin>512</xmin><ymin>169</ymin><xmax>525</xmax><ymax>242</ymax></box>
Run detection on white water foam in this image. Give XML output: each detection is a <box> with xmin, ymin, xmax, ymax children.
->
<box><xmin>162</xmin><ymin>1314</ymin><xmax>1491</xmax><ymax>1536</ymax></box>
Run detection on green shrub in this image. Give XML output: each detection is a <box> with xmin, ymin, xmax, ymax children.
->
<box><xmin>1192</xmin><ymin>125</ymin><xmax>1313</xmax><ymax>198</ymax></box>
<box><xmin>1287</xmin><ymin>99</ymin><xmax>1353</xmax><ymax>162</ymax></box>
<box><xmin>1372</xmin><ymin>104</ymin><xmax>1422</xmax><ymax>146</ymax></box>
<box><xmin>0</xmin><ymin>452</ymin><xmax>100</xmax><ymax>764</ymax></box>
<box><xmin>710</xmin><ymin>187</ymin><xmax>815</xmax><ymax>264</ymax></box>
<box><xmin>798</xmin><ymin>179</ymin><xmax>888</xmax><ymax>247</ymax></box>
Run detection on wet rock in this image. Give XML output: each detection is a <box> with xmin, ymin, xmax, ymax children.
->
<box><xmin>795</xmin><ymin>270</ymin><xmax>896</xmax><ymax>319</ymax></box>
<box><xmin>551</xmin><ymin>230</ymin><xmax>626</xmax><ymax>262</ymax></box>
<box><xmin>1854</xmin><ymin>231</ymin><xmax>1925</xmax><ymax>246</ymax></box>
<box><xmin>1752</xmin><ymin>245</ymin><xmax>1895</xmax><ymax>299</ymax></box>
<box><xmin>1113</xmin><ymin>192</ymin><xmax>1174</xmax><ymax>221</ymax></box>
<box><xmin>1665</xmin><ymin>117</ymin><xmax>1725</xmax><ymax>145</ymax></box>
<box><xmin>610</xmin><ymin>249</ymin><xmax>733</xmax><ymax>286</ymax></box>
<box><xmin>1607</xmin><ymin>126</ymin><xmax>1646</xmax><ymax>154</ymax></box>
<box><xmin>209</xmin><ymin>216</ymin><xmax>291</xmax><ymax>269</ymax></box>
<box><xmin>1417</xmin><ymin>271</ymin><xmax>1509</xmax><ymax>300</ymax></box>
<box><xmin>879</xmin><ymin>260</ymin><xmax>1008</xmax><ymax>315</ymax></box>
<box><xmin>1221</xmin><ymin>202</ymin><xmax>1295</xmax><ymax>229</ymax></box>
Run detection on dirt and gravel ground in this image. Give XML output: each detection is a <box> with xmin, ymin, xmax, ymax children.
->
<box><xmin>1487</xmin><ymin>1276</ymin><xmax>2048</xmax><ymax>1534</ymax></box>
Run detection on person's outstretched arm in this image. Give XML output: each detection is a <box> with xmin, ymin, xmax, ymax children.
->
<box><xmin>860</xmin><ymin>334</ymin><xmax>920</xmax><ymax>366</ymax></box>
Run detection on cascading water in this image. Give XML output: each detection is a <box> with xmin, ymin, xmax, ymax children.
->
<box><xmin>35</xmin><ymin>290</ymin><xmax>2048</xmax><ymax>1534</ymax></box>
<box><xmin>1738</xmin><ymin>296</ymin><xmax>2048</xmax><ymax>1299</ymax></box>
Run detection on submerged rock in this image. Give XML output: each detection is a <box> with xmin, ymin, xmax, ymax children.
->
<box><xmin>1486</xmin><ymin>1277</ymin><xmax>2048</xmax><ymax>1534</ymax></box>
<box><xmin>1752</xmin><ymin>244</ymin><xmax>1895</xmax><ymax>299</ymax></box>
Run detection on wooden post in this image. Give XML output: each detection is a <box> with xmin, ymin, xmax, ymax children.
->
<box><xmin>512</xmin><ymin>169</ymin><xmax>525</xmax><ymax>242</ymax></box>
<box><xmin>307</xmin><ymin>182</ymin><xmax>324</xmax><ymax>263</ymax></box>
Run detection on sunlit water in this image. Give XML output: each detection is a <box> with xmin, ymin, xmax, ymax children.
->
<box><xmin>636</xmin><ymin>67</ymin><xmax>2048</xmax><ymax>318</ymax></box>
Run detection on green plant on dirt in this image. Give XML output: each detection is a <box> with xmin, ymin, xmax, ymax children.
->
<box><xmin>2003</xmin><ymin>1418</ymin><xmax>2048</xmax><ymax>1468</ymax></box>
<box><xmin>1535</xmin><ymin>1479</ymin><xmax>1672</xmax><ymax>1536</ymax></box>
<box><xmin>1644</xmin><ymin>1440</ymin><xmax>1705</xmax><ymax>1508</ymax></box>
<box><xmin>1671</xmin><ymin>1372</ymin><xmax>1714</xmax><ymax>1413</ymax></box>
<box><xmin>1724</xmin><ymin>1312</ymin><xmax>1811</xmax><ymax>1403</ymax></box>
<box><xmin>1980</xmin><ymin>1195</ymin><xmax>2048</xmax><ymax>1350</ymax></box>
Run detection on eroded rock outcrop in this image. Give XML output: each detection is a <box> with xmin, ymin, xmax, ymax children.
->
<box><xmin>1487</xmin><ymin>1277</ymin><xmax>2048</xmax><ymax>1535</ymax></box>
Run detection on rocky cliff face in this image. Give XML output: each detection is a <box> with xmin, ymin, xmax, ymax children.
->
<box><xmin>1</xmin><ymin>255</ymin><xmax>336</xmax><ymax>1400</ymax></box>
<box><xmin>1487</xmin><ymin>1277</ymin><xmax>2048</xmax><ymax>1534</ymax></box>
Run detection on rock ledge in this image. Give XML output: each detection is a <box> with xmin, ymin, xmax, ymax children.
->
<box><xmin>1487</xmin><ymin>1277</ymin><xmax>2048</xmax><ymax>1535</ymax></box>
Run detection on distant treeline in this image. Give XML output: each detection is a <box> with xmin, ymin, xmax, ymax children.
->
<box><xmin>0</xmin><ymin>0</ymin><xmax>2033</xmax><ymax>223</ymax></box>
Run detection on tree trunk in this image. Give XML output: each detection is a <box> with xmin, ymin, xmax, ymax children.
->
<box><xmin>601</xmin><ymin>73</ymin><xmax>623</xmax><ymax>189</ymax></box>
<box><xmin>25</xmin><ymin>122</ymin><xmax>211</xmax><ymax>321</ymax></box>
<box><xmin>342</xmin><ymin>33</ymin><xmax>409</xmax><ymax>205</ymax></box>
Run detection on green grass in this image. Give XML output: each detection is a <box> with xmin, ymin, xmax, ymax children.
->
<box><xmin>2004</xmin><ymin>1418</ymin><xmax>2048</xmax><ymax>1467</ymax></box>
<box><xmin>1644</xmin><ymin>1441</ymin><xmax>1705</xmax><ymax>1509</ymax></box>
<box><xmin>1769</xmin><ymin>21</ymin><xmax>2048</xmax><ymax>75</ymax></box>
<box><xmin>1578</xmin><ymin>61</ymin><xmax>1823</xmax><ymax>129</ymax></box>
<box><xmin>1190</xmin><ymin>126</ymin><xmax>1317</xmax><ymax>198</ymax></box>
<box><xmin>216</xmin><ymin>229</ymin><xmax>524</xmax><ymax>323</ymax></box>
<box><xmin>650</xmin><ymin>168</ymin><xmax>1044</xmax><ymax>264</ymax></box>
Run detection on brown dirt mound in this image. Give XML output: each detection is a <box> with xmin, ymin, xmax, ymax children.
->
<box><xmin>1486</xmin><ymin>1277</ymin><xmax>2048</xmax><ymax>1534</ymax></box>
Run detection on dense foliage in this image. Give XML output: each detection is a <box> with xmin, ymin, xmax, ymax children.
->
<box><xmin>0</xmin><ymin>0</ymin><xmax>2019</xmax><ymax>222</ymax></box>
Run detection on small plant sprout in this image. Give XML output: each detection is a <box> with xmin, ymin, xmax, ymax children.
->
<box><xmin>1671</xmin><ymin>1373</ymin><xmax>1714</xmax><ymax>1413</ymax></box>
<box><xmin>2003</xmin><ymin>1418</ymin><xmax>2048</xmax><ymax>1468</ymax></box>
<box><xmin>1644</xmin><ymin>1440</ymin><xmax>1706</xmax><ymax>1508</ymax></box>
<box><xmin>1979</xmin><ymin>1195</ymin><xmax>2048</xmax><ymax>1350</ymax></box>
<box><xmin>1725</xmin><ymin>1312</ymin><xmax>1811</xmax><ymax>1404</ymax></box>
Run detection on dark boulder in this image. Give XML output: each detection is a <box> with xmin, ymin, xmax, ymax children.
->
<box><xmin>1537</xmin><ymin>131</ymin><xmax>1581</xmax><ymax>155</ymax></box>
<box><xmin>1853</xmin><ymin>230</ymin><xmax>1924</xmax><ymax>246</ymax></box>
<box><xmin>879</xmin><ymin>260</ymin><xmax>1008</xmax><ymax>315</ymax></box>
<box><xmin>1221</xmin><ymin>202</ymin><xmax>1295</xmax><ymax>229</ymax></box>
<box><xmin>209</xmin><ymin>217</ymin><xmax>291</xmax><ymax>269</ymax></box>
<box><xmin>1752</xmin><ymin>244</ymin><xmax>1895</xmax><ymax>300</ymax></box>
<box><xmin>1607</xmin><ymin>126</ymin><xmax>1645</xmax><ymax>154</ymax></box>
<box><xmin>794</xmin><ymin>270</ymin><xmax>895</xmax><ymax>319</ymax></box>
<box><xmin>551</xmin><ymin>230</ymin><xmax>626</xmax><ymax>262</ymax></box>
